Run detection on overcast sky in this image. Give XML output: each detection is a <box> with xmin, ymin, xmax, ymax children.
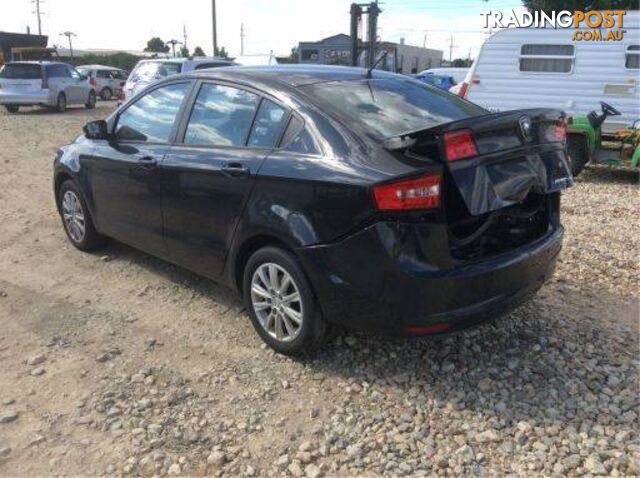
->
<box><xmin>4</xmin><ymin>0</ymin><xmax>523</xmax><ymax>59</ymax></box>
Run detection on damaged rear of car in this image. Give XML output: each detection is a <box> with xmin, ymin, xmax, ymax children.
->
<box><xmin>294</xmin><ymin>75</ymin><xmax>572</xmax><ymax>335</ymax></box>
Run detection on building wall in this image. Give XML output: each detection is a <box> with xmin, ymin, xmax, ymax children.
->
<box><xmin>298</xmin><ymin>34</ymin><xmax>352</xmax><ymax>66</ymax></box>
<box><xmin>394</xmin><ymin>44</ymin><xmax>443</xmax><ymax>74</ymax></box>
<box><xmin>298</xmin><ymin>34</ymin><xmax>443</xmax><ymax>74</ymax></box>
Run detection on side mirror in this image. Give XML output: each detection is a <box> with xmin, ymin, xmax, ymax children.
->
<box><xmin>83</xmin><ymin>120</ymin><xmax>109</xmax><ymax>140</ymax></box>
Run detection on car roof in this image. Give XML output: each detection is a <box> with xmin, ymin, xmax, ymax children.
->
<box><xmin>77</xmin><ymin>64</ymin><xmax>125</xmax><ymax>70</ymax></box>
<box><xmin>140</xmin><ymin>56</ymin><xmax>232</xmax><ymax>64</ymax></box>
<box><xmin>186</xmin><ymin>64</ymin><xmax>399</xmax><ymax>88</ymax></box>
<box><xmin>4</xmin><ymin>61</ymin><xmax>66</xmax><ymax>66</ymax></box>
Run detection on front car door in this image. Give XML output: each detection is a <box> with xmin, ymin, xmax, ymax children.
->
<box><xmin>160</xmin><ymin>81</ymin><xmax>289</xmax><ymax>278</ymax></box>
<box><xmin>83</xmin><ymin>81</ymin><xmax>193</xmax><ymax>255</ymax></box>
<box><xmin>67</xmin><ymin>66</ymin><xmax>86</xmax><ymax>103</ymax></box>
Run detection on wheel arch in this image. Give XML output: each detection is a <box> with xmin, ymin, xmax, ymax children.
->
<box><xmin>54</xmin><ymin>171</ymin><xmax>74</xmax><ymax>210</ymax></box>
<box><xmin>231</xmin><ymin>234</ymin><xmax>295</xmax><ymax>293</ymax></box>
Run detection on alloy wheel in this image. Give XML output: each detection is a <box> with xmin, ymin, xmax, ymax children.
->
<box><xmin>62</xmin><ymin>190</ymin><xmax>86</xmax><ymax>243</ymax></box>
<box><xmin>250</xmin><ymin>263</ymin><xmax>304</xmax><ymax>342</ymax></box>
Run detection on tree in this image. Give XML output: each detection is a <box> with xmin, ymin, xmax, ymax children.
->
<box><xmin>193</xmin><ymin>46</ymin><xmax>206</xmax><ymax>57</ymax></box>
<box><xmin>180</xmin><ymin>46</ymin><xmax>190</xmax><ymax>57</ymax></box>
<box><xmin>214</xmin><ymin>46</ymin><xmax>229</xmax><ymax>58</ymax></box>
<box><xmin>522</xmin><ymin>0</ymin><xmax>638</xmax><ymax>13</ymax></box>
<box><xmin>452</xmin><ymin>58</ymin><xmax>473</xmax><ymax>67</ymax></box>
<box><xmin>144</xmin><ymin>37</ymin><xmax>169</xmax><ymax>53</ymax></box>
<box><xmin>276</xmin><ymin>46</ymin><xmax>299</xmax><ymax>64</ymax></box>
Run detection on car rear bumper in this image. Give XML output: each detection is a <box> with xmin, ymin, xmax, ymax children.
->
<box><xmin>298</xmin><ymin>223</ymin><xmax>563</xmax><ymax>335</ymax></box>
<box><xmin>0</xmin><ymin>90</ymin><xmax>52</xmax><ymax>105</ymax></box>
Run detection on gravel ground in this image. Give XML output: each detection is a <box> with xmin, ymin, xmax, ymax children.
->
<box><xmin>0</xmin><ymin>104</ymin><xmax>638</xmax><ymax>477</ymax></box>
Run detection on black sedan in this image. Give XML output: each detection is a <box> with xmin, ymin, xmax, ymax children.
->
<box><xmin>53</xmin><ymin>65</ymin><xmax>572</xmax><ymax>355</ymax></box>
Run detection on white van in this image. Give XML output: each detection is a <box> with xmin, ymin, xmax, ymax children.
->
<box><xmin>458</xmin><ymin>12</ymin><xmax>639</xmax><ymax>133</ymax></box>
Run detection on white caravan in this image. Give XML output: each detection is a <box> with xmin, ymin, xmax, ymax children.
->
<box><xmin>458</xmin><ymin>12</ymin><xmax>639</xmax><ymax>133</ymax></box>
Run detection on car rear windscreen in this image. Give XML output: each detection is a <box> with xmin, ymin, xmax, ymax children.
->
<box><xmin>301</xmin><ymin>78</ymin><xmax>486</xmax><ymax>138</ymax></box>
<box><xmin>130</xmin><ymin>62</ymin><xmax>182</xmax><ymax>82</ymax></box>
<box><xmin>0</xmin><ymin>64</ymin><xmax>42</xmax><ymax>79</ymax></box>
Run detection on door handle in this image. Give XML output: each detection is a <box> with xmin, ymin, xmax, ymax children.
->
<box><xmin>221</xmin><ymin>162</ymin><xmax>250</xmax><ymax>177</ymax></box>
<box><xmin>138</xmin><ymin>156</ymin><xmax>157</xmax><ymax>168</ymax></box>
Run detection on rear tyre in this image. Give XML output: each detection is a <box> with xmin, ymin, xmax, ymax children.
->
<box><xmin>100</xmin><ymin>88</ymin><xmax>112</xmax><ymax>101</ymax></box>
<box><xmin>4</xmin><ymin>105</ymin><xmax>19</xmax><ymax>113</ymax></box>
<box><xmin>58</xmin><ymin>180</ymin><xmax>106</xmax><ymax>251</ymax></box>
<box><xmin>55</xmin><ymin>93</ymin><xmax>67</xmax><ymax>113</ymax></box>
<box><xmin>567</xmin><ymin>135</ymin><xmax>588</xmax><ymax>177</ymax></box>
<box><xmin>85</xmin><ymin>90</ymin><xmax>96</xmax><ymax>109</ymax></box>
<box><xmin>243</xmin><ymin>246</ymin><xmax>326</xmax><ymax>356</ymax></box>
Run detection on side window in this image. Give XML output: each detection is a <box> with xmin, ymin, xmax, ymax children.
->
<box><xmin>519</xmin><ymin>44</ymin><xmax>574</xmax><ymax>73</ymax></box>
<box><xmin>184</xmin><ymin>83</ymin><xmax>259</xmax><ymax>146</ymax></box>
<box><xmin>116</xmin><ymin>82</ymin><xmax>190</xmax><ymax>143</ymax></box>
<box><xmin>626</xmin><ymin>45</ymin><xmax>639</xmax><ymax>69</ymax></box>
<box><xmin>96</xmin><ymin>70</ymin><xmax>108</xmax><ymax>79</ymax></box>
<box><xmin>247</xmin><ymin>99</ymin><xmax>287</xmax><ymax>147</ymax></box>
<box><xmin>280</xmin><ymin>116</ymin><xmax>320</xmax><ymax>155</ymax></box>
<box><xmin>48</xmin><ymin>65</ymin><xmax>70</xmax><ymax>78</ymax></box>
<box><xmin>68</xmin><ymin>67</ymin><xmax>81</xmax><ymax>79</ymax></box>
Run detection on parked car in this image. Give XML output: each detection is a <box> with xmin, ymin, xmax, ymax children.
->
<box><xmin>413</xmin><ymin>72</ymin><xmax>456</xmax><ymax>91</ymax></box>
<box><xmin>120</xmin><ymin>56</ymin><xmax>235</xmax><ymax>104</ymax></box>
<box><xmin>0</xmin><ymin>61</ymin><xmax>96</xmax><ymax>113</ymax></box>
<box><xmin>77</xmin><ymin>64</ymin><xmax>128</xmax><ymax>101</ymax></box>
<box><xmin>53</xmin><ymin>65</ymin><xmax>572</xmax><ymax>355</ymax></box>
<box><xmin>455</xmin><ymin>11</ymin><xmax>639</xmax><ymax>134</ymax></box>
<box><xmin>419</xmin><ymin>67</ymin><xmax>469</xmax><ymax>86</ymax></box>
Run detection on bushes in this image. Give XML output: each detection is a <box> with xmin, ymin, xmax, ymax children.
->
<box><xmin>57</xmin><ymin>52</ymin><xmax>142</xmax><ymax>72</ymax></box>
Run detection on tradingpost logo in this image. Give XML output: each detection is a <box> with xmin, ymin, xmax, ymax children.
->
<box><xmin>480</xmin><ymin>10</ymin><xmax>627</xmax><ymax>41</ymax></box>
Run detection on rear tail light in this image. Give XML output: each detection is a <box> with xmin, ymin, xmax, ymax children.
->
<box><xmin>457</xmin><ymin>81</ymin><xmax>468</xmax><ymax>98</ymax></box>
<box><xmin>553</xmin><ymin>118</ymin><xmax>567</xmax><ymax>142</ymax></box>
<box><xmin>41</xmin><ymin>77</ymin><xmax>48</xmax><ymax>89</ymax></box>
<box><xmin>444</xmin><ymin>129</ymin><xmax>478</xmax><ymax>161</ymax></box>
<box><xmin>373</xmin><ymin>174</ymin><xmax>441</xmax><ymax>211</ymax></box>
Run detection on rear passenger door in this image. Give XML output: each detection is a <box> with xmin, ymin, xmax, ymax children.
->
<box><xmin>161</xmin><ymin>81</ymin><xmax>289</xmax><ymax>278</ymax></box>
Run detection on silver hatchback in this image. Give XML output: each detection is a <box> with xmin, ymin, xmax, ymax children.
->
<box><xmin>77</xmin><ymin>65</ymin><xmax>128</xmax><ymax>101</ymax></box>
<box><xmin>0</xmin><ymin>61</ymin><xmax>96</xmax><ymax>113</ymax></box>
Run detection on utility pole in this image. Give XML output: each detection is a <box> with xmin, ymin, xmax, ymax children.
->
<box><xmin>240</xmin><ymin>23</ymin><xmax>245</xmax><ymax>56</ymax></box>
<box><xmin>211</xmin><ymin>0</ymin><xmax>218</xmax><ymax>56</ymax></box>
<box><xmin>349</xmin><ymin>3</ymin><xmax>362</xmax><ymax>66</ymax></box>
<box><xmin>448</xmin><ymin>34</ymin><xmax>457</xmax><ymax>63</ymax></box>
<box><xmin>166</xmin><ymin>39</ymin><xmax>182</xmax><ymax>58</ymax></box>
<box><xmin>183</xmin><ymin>25</ymin><xmax>188</xmax><ymax>52</ymax></box>
<box><xmin>60</xmin><ymin>31</ymin><xmax>76</xmax><ymax>58</ymax></box>
<box><xmin>423</xmin><ymin>31</ymin><xmax>427</xmax><ymax>48</ymax></box>
<box><xmin>32</xmin><ymin>0</ymin><xmax>43</xmax><ymax>35</ymax></box>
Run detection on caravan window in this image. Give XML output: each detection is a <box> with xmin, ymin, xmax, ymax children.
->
<box><xmin>519</xmin><ymin>44</ymin><xmax>574</xmax><ymax>73</ymax></box>
<box><xmin>626</xmin><ymin>45</ymin><xmax>639</xmax><ymax>69</ymax></box>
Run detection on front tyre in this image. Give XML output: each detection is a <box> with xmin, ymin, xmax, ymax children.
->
<box><xmin>58</xmin><ymin>180</ymin><xmax>106</xmax><ymax>251</ymax></box>
<box><xmin>55</xmin><ymin>93</ymin><xmax>67</xmax><ymax>113</ymax></box>
<box><xmin>85</xmin><ymin>90</ymin><xmax>96</xmax><ymax>109</ymax></box>
<box><xmin>100</xmin><ymin>87</ymin><xmax>112</xmax><ymax>101</ymax></box>
<box><xmin>243</xmin><ymin>246</ymin><xmax>326</xmax><ymax>356</ymax></box>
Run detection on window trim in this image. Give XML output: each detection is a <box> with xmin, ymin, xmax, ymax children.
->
<box><xmin>625</xmin><ymin>44</ymin><xmax>640</xmax><ymax>71</ymax></box>
<box><xmin>518</xmin><ymin>44</ymin><xmax>575</xmax><ymax>75</ymax></box>
<box><xmin>112</xmin><ymin>79</ymin><xmax>195</xmax><ymax>146</ymax></box>
<box><xmin>174</xmin><ymin>79</ymin><xmax>292</xmax><ymax>151</ymax></box>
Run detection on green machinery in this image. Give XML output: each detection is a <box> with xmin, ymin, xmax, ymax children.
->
<box><xmin>566</xmin><ymin>101</ymin><xmax>640</xmax><ymax>176</ymax></box>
